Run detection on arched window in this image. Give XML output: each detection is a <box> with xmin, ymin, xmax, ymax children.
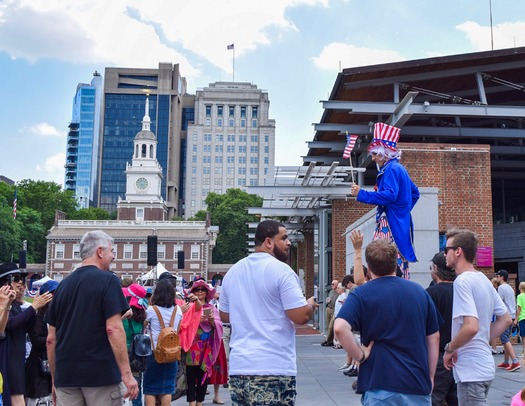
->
<box><xmin>149</xmin><ymin>144</ymin><xmax>154</xmax><ymax>158</ymax></box>
<box><xmin>141</xmin><ymin>144</ymin><xmax>147</xmax><ymax>158</ymax></box>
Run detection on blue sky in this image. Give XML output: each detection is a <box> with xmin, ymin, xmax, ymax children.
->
<box><xmin>0</xmin><ymin>0</ymin><xmax>524</xmax><ymax>185</ymax></box>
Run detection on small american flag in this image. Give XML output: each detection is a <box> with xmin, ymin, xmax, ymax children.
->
<box><xmin>343</xmin><ymin>134</ymin><xmax>358</xmax><ymax>159</ymax></box>
<box><xmin>227</xmin><ymin>43</ymin><xmax>234</xmax><ymax>50</ymax></box>
<box><xmin>13</xmin><ymin>187</ymin><xmax>17</xmax><ymax>219</ymax></box>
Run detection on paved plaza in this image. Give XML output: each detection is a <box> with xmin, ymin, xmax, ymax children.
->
<box><xmin>173</xmin><ymin>325</ymin><xmax>525</xmax><ymax>405</ymax></box>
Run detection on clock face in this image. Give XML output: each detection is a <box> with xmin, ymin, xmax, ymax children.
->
<box><xmin>136</xmin><ymin>177</ymin><xmax>149</xmax><ymax>190</ymax></box>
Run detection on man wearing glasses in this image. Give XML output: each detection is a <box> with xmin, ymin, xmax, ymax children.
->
<box><xmin>443</xmin><ymin>229</ymin><xmax>511</xmax><ymax>405</ymax></box>
<box><xmin>46</xmin><ymin>230</ymin><xmax>138</xmax><ymax>406</ymax></box>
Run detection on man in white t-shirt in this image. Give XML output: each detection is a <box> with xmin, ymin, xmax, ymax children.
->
<box><xmin>219</xmin><ymin>220</ymin><xmax>318</xmax><ymax>406</ymax></box>
<box><xmin>443</xmin><ymin>229</ymin><xmax>511</xmax><ymax>405</ymax></box>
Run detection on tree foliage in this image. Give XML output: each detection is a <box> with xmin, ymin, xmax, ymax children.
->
<box><xmin>192</xmin><ymin>188</ymin><xmax>262</xmax><ymax>264</ymax></box>
<box><xmin>69</xmin><ymin>208</ymin><xmax>111</xmax><ymax>220</ymax></box>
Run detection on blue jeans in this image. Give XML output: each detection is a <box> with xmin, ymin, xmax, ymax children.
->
<box><xmin>362</xmin><ymin>389</ymin><xmax>431</xmax><ymax>405</ymax></box>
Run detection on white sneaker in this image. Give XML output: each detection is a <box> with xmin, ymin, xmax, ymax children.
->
<box><xmin>341</xmin><ymin>364</ymin><xmax>355</xmax><ymax>373</ymax></box>
<box><xmin>337</xmin><ymin>363</ymin><xmax>351</xmax><ymax>371</ymax></box>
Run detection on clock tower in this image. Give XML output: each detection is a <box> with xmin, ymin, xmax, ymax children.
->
<box><xmin>117</xmin><ymin>97</ymin><xmax>167</xmax><ymax>221</ymax></box>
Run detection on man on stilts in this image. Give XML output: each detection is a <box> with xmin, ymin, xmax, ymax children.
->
<box><xmin>350</xmin><ymin>123</ymin><xmax>419</xmax><ymax>279</ymax></box>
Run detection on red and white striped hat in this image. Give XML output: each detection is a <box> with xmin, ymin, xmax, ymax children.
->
<box><xmin>368</xmin><ymin>122</ymin><xmax>401</xmax><ymax>152</ymax></box>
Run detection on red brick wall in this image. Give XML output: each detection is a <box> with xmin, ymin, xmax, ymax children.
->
<box><xmin>330</xmin><ymin>142</ymin><xmax>493</xmax><ymax>280</ymax></box>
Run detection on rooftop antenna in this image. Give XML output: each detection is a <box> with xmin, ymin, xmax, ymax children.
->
<box><xmin>489</xmin><ymin>0</ymin><xmax>494</xmax><ymax>50</ymax></box>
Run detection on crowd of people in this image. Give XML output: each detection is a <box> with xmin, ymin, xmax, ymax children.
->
<box><xmin>1</xmin><ymin>130</ymin><xmax>523</xmax><ymax>406</ymax></box>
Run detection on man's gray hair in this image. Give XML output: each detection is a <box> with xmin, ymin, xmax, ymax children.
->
<box><xmin>79</xmin><ymin>230</ymin><xmax>114</xmax><ymax>260</ymax></box>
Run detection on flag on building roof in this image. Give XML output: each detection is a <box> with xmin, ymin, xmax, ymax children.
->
<box><xmin>343</xmin><ymin>134</ymin><xmax>358</xmax><ymax>159</ymax></box>
<box><xmin>13</xmin><ymin>187</ymin><xmax>17</xmax><ymax>220</ymax></box>
<box><xmin>227</xmin><ymin>43</ymin><xmax>234</xmax><ymax>50</ymax></box>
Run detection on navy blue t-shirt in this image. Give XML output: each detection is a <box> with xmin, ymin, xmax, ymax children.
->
<box><xmin>337</xmin><ymin>276</ymin><xmax>439</xmax><ymax>395</ymax></box>
<box><xmin>45</xmin><ymin>265</ymin><xmax>129</xmax><ymax>387</ymax></box>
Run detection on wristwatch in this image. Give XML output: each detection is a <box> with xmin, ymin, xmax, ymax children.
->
<box><xmin>444</xmin><ymin>342</ymin><xmax>455</xmax><ymax>354</ymax></box>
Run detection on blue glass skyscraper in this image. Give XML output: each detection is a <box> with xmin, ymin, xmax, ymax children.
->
<box><xmin>65</xmin><ymin>71</ymin><xmax>103</xmax><ymax>208</ymax></box>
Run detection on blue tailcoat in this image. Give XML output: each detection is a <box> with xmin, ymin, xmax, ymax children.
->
<box><xmin>357</xmin><ymin>159</ymin><xmax>419</xmax><ymax>262</ymax></box>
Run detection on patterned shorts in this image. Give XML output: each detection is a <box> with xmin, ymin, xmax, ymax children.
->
<box><xmin>229</xmin><ymin>375</ymin><xmax>296</xmax><ymax>406</ymax></box>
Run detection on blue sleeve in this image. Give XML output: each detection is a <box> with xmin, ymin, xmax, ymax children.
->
<box><xmin>411</xmin><ymin>180</ymin><xmax>420</xmax><ymax>209</ymax></box>
<box><xmin>357</xmin><ymin>167</ymin><xmax>400</xmax><ymax>207</ymax></box>
<box><xmin>336</xmin><ymin>291</ymin><xmax>361</xmax><ymax>332</ymax></box>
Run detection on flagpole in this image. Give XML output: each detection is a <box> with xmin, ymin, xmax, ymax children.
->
<box><xmin>233</xmin><ymin>46</ymin><xmax>235</xmax><ymax>82</ymax></box>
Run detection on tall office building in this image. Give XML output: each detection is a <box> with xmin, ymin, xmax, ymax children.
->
<box><xmin>99</xmin><ymin>63</ymin><xmax>190</xmax><ymax>218</ymax></box>
<box><xmin>65</xmin><ymin>71</ymin><xmax>103</xmax><ymax>208</ymax></box>
<box><xmin>185</xmin><ymin>82</ymin><xmax>275</xmax><ymax>218</ymax></box>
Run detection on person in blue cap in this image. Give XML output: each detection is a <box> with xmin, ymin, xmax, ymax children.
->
<box><xmin>25</xmin><ymin>280</ymin><xmax>59</xmax><ymax>405</ymax></box>
<box><xmin>351</xmin><ymin>122</ymin><xmax>419</xmax><ymax>279</ymax></box>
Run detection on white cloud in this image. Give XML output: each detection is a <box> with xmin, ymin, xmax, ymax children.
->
<box><xmin>456</xmin><ymin>21</ymin><xmax>525</xmax><ymax>51</ymax></box>
<box><xmin>311</xmin><ymin>43</ymin><xmax>405</xmax><ymax>71</ymax></box>
<box><xmin>0</xmin><ymin>0</ymin><xmax>327</xmax><ymax>77</ymax></box>
<box><xmin>24</xmin><ymin>123</ymin><xmax>64</xmax><ymax>137</ymax></box>
<box><xmin>34</xmin><ymin>153</ymin><xmax>66</xmax><ymax>185</ymax></box>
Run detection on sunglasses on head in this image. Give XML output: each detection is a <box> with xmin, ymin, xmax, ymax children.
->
<box><xmin>12</xmin><ymin>274</ymin><xmax>26</xmax><ymax>283</ymax></box>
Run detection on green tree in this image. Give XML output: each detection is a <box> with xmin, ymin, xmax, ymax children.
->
<box><xmin>192</xmin><ymin>189</ymin><xmax>262</xmax><ymax>264</ymax></box>
<box><xmin>69</xmin><ymin>207</ymin><xmax>111</xmax><ymax>220</ymax></box>
<box><xmin>0</xmin><ymin>194</ymin><xmax>19</xmax><ymax>262</ymax></box>
<box><xmin>17</xmin><ymin>180</ymin><xmax>77</xmax><ymax>231</ymax></box>
<box><xmin>16</xmin><ymin>208</ymin><xmax>46</xmax><ymax>262</ymax></box>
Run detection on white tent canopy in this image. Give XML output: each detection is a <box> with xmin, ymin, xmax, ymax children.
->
<box><xmin>138</xmin><ymin>263</ymin><xmax>169</xmax><ymax>283</ymax></box>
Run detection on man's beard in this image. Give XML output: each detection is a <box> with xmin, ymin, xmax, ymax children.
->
<box><xmin>273</xmin><ymin>245</ymin><xmax>289</xmax><ymax>263</ymax></box>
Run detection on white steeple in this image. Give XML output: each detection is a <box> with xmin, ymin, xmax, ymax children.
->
<box><xmin>142</xmin><ymin>96</ymin><xmax>151</xmax><ymax>132</ymax></box>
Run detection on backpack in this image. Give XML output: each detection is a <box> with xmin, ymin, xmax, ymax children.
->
<box><xmin>150</xmin><ymin>305</ymin><xmax>181</xmax><ymax>363</ymax></box>
<box><xmin>127</xmin><ymin>320</ymin><xmax>152</xmax><ymax>373</ymax></box>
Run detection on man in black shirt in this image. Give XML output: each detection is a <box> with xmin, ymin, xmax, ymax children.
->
<box><xmin>426</xmin><ymin>252</ymin><xmax>457</xmax><ymax>406</ymax></box>
<box><xmin>46</xmin><ymin>230</ymin><xmax>138</xmax><ymax>405</ymax></box>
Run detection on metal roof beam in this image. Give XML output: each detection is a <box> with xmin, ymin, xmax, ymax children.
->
<box><xmin>249</xmin><ymin>185</ymin><xmax>355</xmax><ymax>197</ymax></box>
<box><xmin>343</xmin><ymin>60</ymin><xmax>525</xmax><ymax>90</ymax></box>
<box><xmin>248</xmin><ymin>207</ymin><xmax>318</xmax><ymax>216</ymax></box>
<box><xmin>320</xmin><ymin>101</ymin><xmax>525</xmax><ymax>118</ymax></box>
<box><xmin>313</xmin><ymin>124</ymin><xmax>525</xmax><ymax>139</ymax></box>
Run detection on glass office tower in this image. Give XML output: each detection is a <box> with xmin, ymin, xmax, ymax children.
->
<box><xmin>65</xmin><ymin>72</ymin><xmax>103</xmax><ymax>208</ymax></box>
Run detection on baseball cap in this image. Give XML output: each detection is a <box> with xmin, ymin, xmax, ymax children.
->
<box><xmin>497</xmin><ymin>269</ymin><xmax>509</xmax><ymax>279</ymax></box>
<box><xmin>158</xmin><ymin>271</ymin><xmax>177</xmax><ymax>282</ymax></box>
<box><xmin>431</xmin><ymin>252</ymin><xmax>456</xmax><ymax>281</ymax></box>
<box><xmin>40</xmin><ymin>280</ymin><xmax>59</xmax><ymax>295</ymax></box>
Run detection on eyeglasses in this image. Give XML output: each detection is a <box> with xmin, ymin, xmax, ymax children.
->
<box><xmin>192</xmin><ymin>288</ymin><xmax>207</xmax><ymax>293</ymax></box>
<box><xmin>444</xmin><ymin>246</ymin><xmax>458</xmax><ymax>254</ymax></box>
<box><xmin>12</xmin><ymin>274</ymin><xmax>25</xmax><ymax>284</ymax></box>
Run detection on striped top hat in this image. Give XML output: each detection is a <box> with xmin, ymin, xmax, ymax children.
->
<box><xmin>368</xmin><ymin>122</ymin><xmax>401</xmax><ymax>152</ymax></box>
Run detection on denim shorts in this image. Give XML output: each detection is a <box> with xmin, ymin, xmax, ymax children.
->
<box><xmin>500</xmin><ymin>325</ymin><xmax>511</xmax><ymax>344</ymax></box>
<box><xmin>229</xmin><ymin>375</ymin><xmax>296</xmax><ymax>406</ymax></box>
<box><xmin>361</xmin><ymin>389</ymin><xmax>431</xmax><ymax>405</ymax></box>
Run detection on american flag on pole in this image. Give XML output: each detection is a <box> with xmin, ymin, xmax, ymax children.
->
<box><xmin>227</xmin><ymin>43</ymin><xmax>234</xmax><ymax>50</ymax></box>
<box><xmin>13</xmin><ymin>187</ymin><xmax>17</xmax><ymax>219</ymax></box>
<box><xmin>342</xmin><ymin>134</ymin><xmax>358</xmax><ymax>159</ymax></box>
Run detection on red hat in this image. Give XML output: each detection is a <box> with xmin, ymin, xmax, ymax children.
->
<box><xmin>190</xmin><ymin>279</ymin><xmax>215</xmax><ymax>302</ymax></box>
<box><xmin>123</xmin><ymin>283</ymin><xmax>148</xmax><ymax>309</ymax></box>
<box><xmin>368</xmin><ymin>122</ymin><xmax>401</xmax><ymax>152</ymax></box>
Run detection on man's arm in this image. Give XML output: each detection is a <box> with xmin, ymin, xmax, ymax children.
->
<box><xmin>219</xmin><ymin>310</ymin><xmax>230</xmax><ymax>323</ymax></box>
<box><xmin>426</xmin><ymin>331</ymin><xmax>440</xmax><ymax>384</ymax></box>
<box><xmin>490</xmin><ymin>312</ymin><xmax>512</xmax><ymax>341</ymax></box>
<box><xmin>350</xmin><ymin>230</ymin><xmax>366</xmax><ymax>285</ymax></box>
<box><xmin>443</xmin><ymin>315</ymin><xmax>478</xmax><ymax>370</ymax></box>
<box><xmin>106</xmin><ymin>313</ymin><xmax>138</xmax><ymax>400</ymax></box>
<box><xmin>334</xmin><ymin>318</ymin><xmax>372</xmax><ymax>363</ymax></box>
<box><xmin>285</xmin><ymin>297</ymin><xmax>318</xmax><ymax>325</ymax></box>
<box><xmin>516</xmin><ymin>305</ymin><xmax>521</xmax><ymax>327</ymax></box>
<box><xmin>47</xmin><ymin>325</ymin><xmax>59</xmax><ymax>405</ymax></box>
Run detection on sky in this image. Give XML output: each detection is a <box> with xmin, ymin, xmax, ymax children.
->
<box><xmin>0</xmin><ymin>0</ymin><xmax>524</xmax><ymax>186</ymax></box>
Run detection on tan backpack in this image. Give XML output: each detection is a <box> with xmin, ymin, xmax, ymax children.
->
<box><xmin>150</xmin><ymin>305</ymin><xmax>181</xmax><ymax>363</ymax></box>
